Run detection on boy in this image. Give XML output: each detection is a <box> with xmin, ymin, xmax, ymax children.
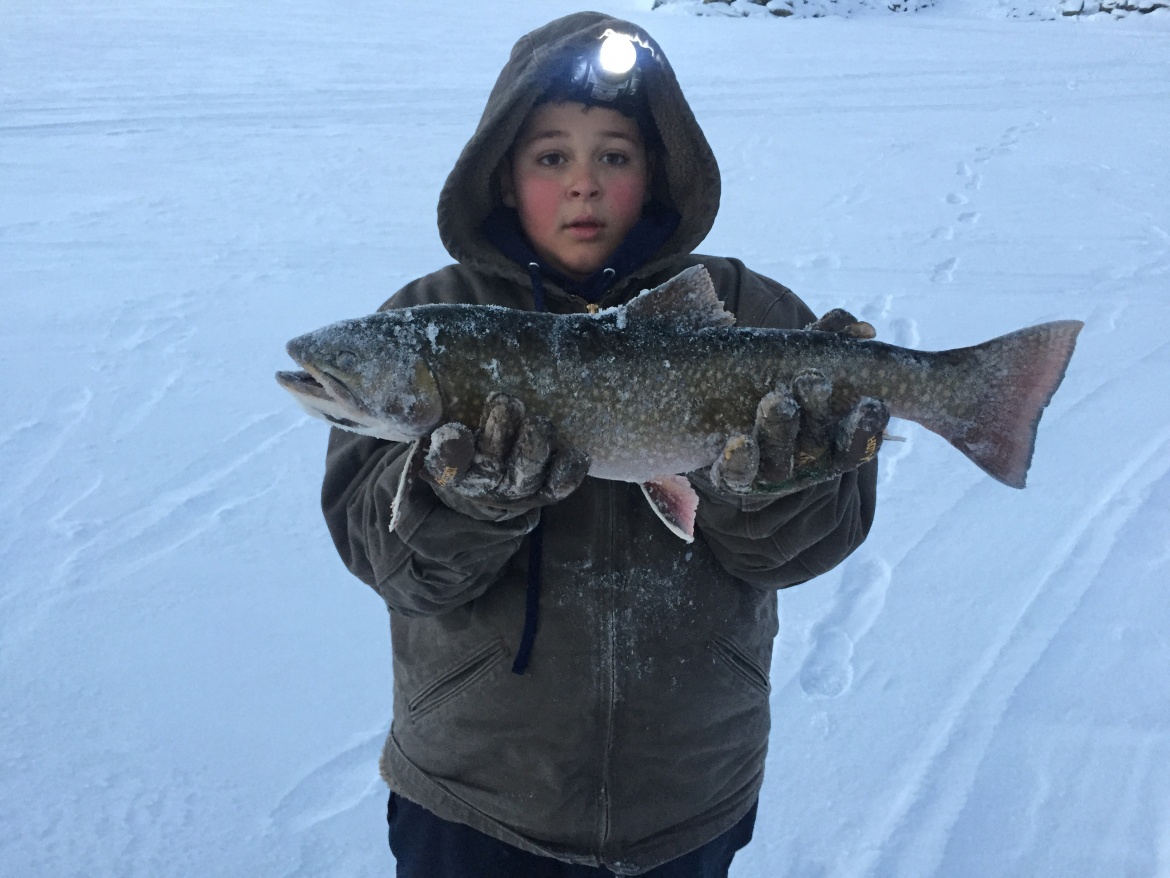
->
<box><xmin>321</xmin><ymin>12</ymin><xmax>884</xmax><ymax>877</ymax></box>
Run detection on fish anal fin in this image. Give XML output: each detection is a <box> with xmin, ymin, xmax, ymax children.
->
<box><xmin>620</xmin><ymin>265</ymin><xmax>735</xmax><ymax>330</ymax></box>
<box><xmin>640</xmin><ymin>475</ymin><xmax>699</xmax><ymax>542</ymax></box>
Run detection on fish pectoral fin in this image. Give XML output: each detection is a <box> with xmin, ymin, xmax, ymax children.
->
<box><xmin>389</xmin><ymin>439</ymin><xmax>426</xmax><ymax>534</ymax></box>
<box><xmin>640</xmin><ymin>475</ymin><xmax>699</xmax><ymax>543</ymax></box>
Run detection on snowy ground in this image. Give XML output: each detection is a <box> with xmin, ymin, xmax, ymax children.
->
<box><xmin>3</xmin><ymin>2</ymin><xmax>1169</xmax><ymax>876</ymax></box>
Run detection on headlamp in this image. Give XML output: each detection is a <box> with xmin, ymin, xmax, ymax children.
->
<box><xmin>568</xmin><ymin>30</ymin><xmax>650</xmax><ymax>104</ymax></box>
<box><xmin>598</xmin><ymin>32</ymin><xmax>637</xmax><ymax>78</ymax></box>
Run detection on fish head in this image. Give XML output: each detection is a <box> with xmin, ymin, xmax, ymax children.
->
<box><xmin>277</xmin><ymin>313</ymin><xmax>443</xmax><ymax>442</ymax></box>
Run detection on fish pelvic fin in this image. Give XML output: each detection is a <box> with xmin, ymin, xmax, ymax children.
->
<box><xmin>919</xmin><ymin>320</ymin><xmax>1083</xmax><ymax>488</ymax></box>
<box><xmin>640</xmin><ymin>475</ymin><xmax>699</xmax><ymax>542</ymax></box>
<box><xmin>620</xmin><ymin>265</ymin><xmax>736</xmax><ymax>330</ymax></box>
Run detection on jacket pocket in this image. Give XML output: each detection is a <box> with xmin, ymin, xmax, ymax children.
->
<box><xmin>708</xmin><ymin>633</ymin><xmax>771</xmax><ymax>697</ymax></box>
<box><xmin>407</xmin><ymin>639</ymin><xmax>508</xmax><ymax>721</ymax></box>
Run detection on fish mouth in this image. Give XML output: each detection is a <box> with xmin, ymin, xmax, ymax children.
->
<box><xmin>275</xmin><ymin>369</ymin><xmax>330</xmax><ymax>402</ymax></box>
<box><xmin>276</xmin><ymin>356</ymin><xmax>381</xmax><ymax>432</ymax></box>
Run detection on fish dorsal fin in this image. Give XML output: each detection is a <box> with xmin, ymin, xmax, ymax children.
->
<box><xmin>619</xmin><ymin>265</ymin><xmax>735</xmax><ymax>329</ymax></box>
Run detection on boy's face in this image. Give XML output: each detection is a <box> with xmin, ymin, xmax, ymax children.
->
<box><xmin>502</xmin><ymin>101</ymin><xmax>650</xmax><ymax>282</ymax></box>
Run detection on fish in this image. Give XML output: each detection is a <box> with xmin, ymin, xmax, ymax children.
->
<box><xmin>276</xmin><ymin>265</ymin><xmax>1083</xmax><ymax>541</ymax></box>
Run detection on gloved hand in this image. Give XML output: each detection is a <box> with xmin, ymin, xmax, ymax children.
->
<box><xmin>701</xmin><ymin>309</ymin><xmax>889</xmax><ymax>497</ymax></box>
<box><xmin>420</xmin><ymin>392</ymin><xmax>590</xmax><ymax>514</ymax></box>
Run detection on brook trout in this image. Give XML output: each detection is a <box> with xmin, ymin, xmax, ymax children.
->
<box><xmin>277</xmin><ymin>265</ymin><xmax>1082</xmax><ymax>539</ymax></box>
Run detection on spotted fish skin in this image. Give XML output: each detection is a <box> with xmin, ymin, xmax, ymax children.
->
<box><xmin>277</xmin><ymin>265</ymin><xmax>1083</xmax><ymax>491</ymax></box>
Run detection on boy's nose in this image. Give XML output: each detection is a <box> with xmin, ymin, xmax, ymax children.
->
<box><xmin>567</xmin><ymin>169</ymin><xmax>601</xmax><ymax>199</ymax></box>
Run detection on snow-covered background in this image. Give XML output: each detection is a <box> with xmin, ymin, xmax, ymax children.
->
<box><xmin>658</xmin><ymin>0</ymin><xmax>1169</xmax><ymax>21</ymax></box>
<box><xmin>3</xmin><ymin>1</ymin><xmax>1169</xmax><ymax>876</ymax></box>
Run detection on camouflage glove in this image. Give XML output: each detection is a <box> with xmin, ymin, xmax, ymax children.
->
<box><xmin>703</xmin><ymin>309</ymin><xmax>889</xmax><ymax>497</ymax></box>
<box><xmin>420</xmin><ymin>392</ymin><xmax>590</xmax><ymax>515</ymax></box>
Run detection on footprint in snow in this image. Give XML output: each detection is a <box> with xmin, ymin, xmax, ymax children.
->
<box><xmin>799</xmin><ymin>556</ymin><xmax>893</xmax><ymax>699</ymax></box>
<box><xmin>887</xmin><ymin>316</ymin><xmax>920</xmax><ymax>348</ymax></box>
<box><xmin>799</xmin><ymin>626</ymin><xmax>855</xmax><ymax>698</ymax></box>
<box><xmin>931</xmin><ymin>256</ymin><xmax>958</xmax><ymax>284</ymax></box>
<box><xmin>957</xmin><ymin>161</ymin><xmax>982</xmax><ymax>191</ymax></box>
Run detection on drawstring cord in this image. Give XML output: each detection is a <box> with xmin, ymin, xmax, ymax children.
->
<box><xmin>526</xmin><ymin>261</ymin><xmax>547</xmax><ymax>312</ymax></box>
<box><xmin>512</xmin><ymin>263</ymin><xmax>547</xmax><ymax>675</ymax></box>
<box><xmin>511</xmin><ymin>518</ymin><xmax>544</xmax><ymax>675</ymax></box>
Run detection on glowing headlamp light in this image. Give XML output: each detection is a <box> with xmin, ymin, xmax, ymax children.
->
<box><xmin>568</xmin><ymin>30</ymin><xmax>649</xmax><ymax>104</ymax></box>
<box><xmin>598</xmin><ymin>32</ymin><xmax>637</xmax><ymax>78</ymax></box>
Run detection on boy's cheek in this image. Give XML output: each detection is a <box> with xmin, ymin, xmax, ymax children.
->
<box><xmin>516</xmin><ymin>180</ymin><xmax>562</xmax><ymax>222</ymax></box>
<box><xmin>607</xmin><ymin>180</ymin><xmax>648</xmax><ymax>222</ymax></box>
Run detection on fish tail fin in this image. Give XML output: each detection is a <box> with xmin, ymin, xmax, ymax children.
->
<box><xmin>917</xmin><ymin>320</ymin><xmax>1083</xmax><ymax>488</ymax></box>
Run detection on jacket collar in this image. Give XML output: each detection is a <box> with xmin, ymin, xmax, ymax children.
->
<box><xmin>482</xmin><ymin>202</ymin><xmax>680</xmax><ymax>304</ymax></box>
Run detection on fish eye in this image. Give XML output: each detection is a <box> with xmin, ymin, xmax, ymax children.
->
<box><xmin>334</xmin><ymin>350</ymin><xmax>359</xmax><ymax>372</ymax></box>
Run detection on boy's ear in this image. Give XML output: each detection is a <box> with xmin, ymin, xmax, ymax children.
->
<box><xmin>498</xmin><ymin>159</ymin><xmax>517</xmax><ymax>209</ymax></box>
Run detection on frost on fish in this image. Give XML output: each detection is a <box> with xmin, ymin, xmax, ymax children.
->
<box><xmin>277</xmin><ymin>265</ymin><xmax>1084</xmax><ymax>538</ymax></box>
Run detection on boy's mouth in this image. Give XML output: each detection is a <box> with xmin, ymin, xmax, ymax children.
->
<box><xmin>566</xmin><ymin>217</ymin><xmax>605</xmax><ymax>240</ymax></box>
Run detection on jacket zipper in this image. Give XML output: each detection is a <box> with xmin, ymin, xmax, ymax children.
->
<box><xmin>558</xmin><ymin>267</ymin><xmax>619</xmax><ymax>315</ymax></box>
<box><xmin>597</xmin><ymin>480</ymin><xmax>618</xmax><ymax>851</ymax></box>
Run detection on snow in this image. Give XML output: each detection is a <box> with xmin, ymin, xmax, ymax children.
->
<box><xmin>3</xmin><ymin>1</ymin><xmax>1169</xmax><ymax>876</ymax></box>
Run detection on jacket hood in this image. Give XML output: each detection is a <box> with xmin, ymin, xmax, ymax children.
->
<box><xmin>437</xmin><ymin>12</ymin><xmax>721</xmax><ymax>288</ymax></box>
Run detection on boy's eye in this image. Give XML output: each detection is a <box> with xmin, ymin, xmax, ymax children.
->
<box><xmin>601</xmin><ymin>152</ymin><xmax>629</xmax><ymax>166</ymax></box>
<box><xmin>536</xmin><ymin>153</ymin><xmax>566</xmax><ymax>167</ymax></box>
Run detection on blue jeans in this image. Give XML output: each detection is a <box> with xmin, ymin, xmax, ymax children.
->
<box><xmin>388</xmin><ymin>793</ymin><xmax>756</xmax><ymax>877</ymax></box>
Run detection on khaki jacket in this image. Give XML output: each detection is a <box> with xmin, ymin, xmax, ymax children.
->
<box><xmin>320</xmin><ymin>12</ymin><xmax>878</xmax><ymax>875</ymax></box>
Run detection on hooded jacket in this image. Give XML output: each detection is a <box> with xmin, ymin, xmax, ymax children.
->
<box><xmin>321</xmin><ymin>12</ymin><xmax>878</xmax><ymax>875</ymax></box>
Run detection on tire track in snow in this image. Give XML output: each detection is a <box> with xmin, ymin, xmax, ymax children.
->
<box><xmin>842</xmin><ymin>421</ymin><xmax>1170</xmax><ymax>878</ymax></box>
